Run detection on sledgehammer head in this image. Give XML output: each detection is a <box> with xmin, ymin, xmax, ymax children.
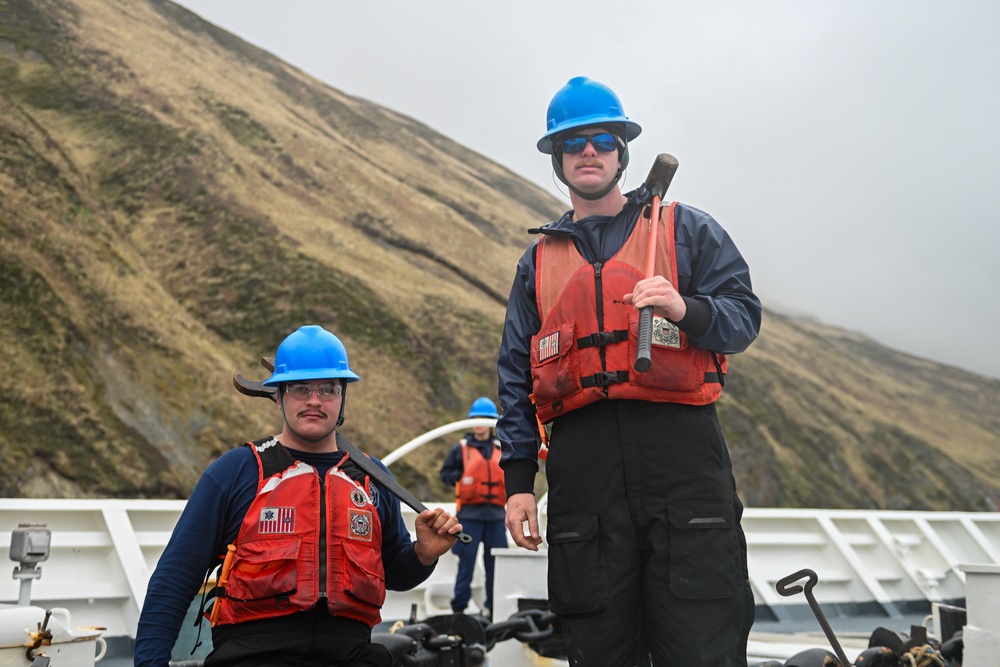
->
<box><xmin>644</xmin><ymin>153</ymin><xmax>679</xmax><ymax>200</ymax></box>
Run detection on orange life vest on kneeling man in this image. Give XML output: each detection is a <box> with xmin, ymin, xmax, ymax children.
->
<box><xmin>211</xmin><ymin>438</ymin><xmax>386</xmax><ymax>628</ymax></box>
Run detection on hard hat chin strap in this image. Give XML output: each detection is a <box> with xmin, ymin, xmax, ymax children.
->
<box><xmin>569</xmin><ymin>173</ymin><xmax>623</xmax><ymax>201</ymax></box>
<box><xmin>551</xmin><ymin>143</ymin><xmax>628</xmax><ymax>202</ymax></box>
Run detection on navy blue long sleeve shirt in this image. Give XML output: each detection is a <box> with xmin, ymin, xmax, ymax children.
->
<box><xmin>134</xmin><ymin>443</ymin><xmax>435</xmax><ymax>667</ymax></box>
<box><xmin>496</xmin><ymin>187</ymin><xmax>762</xmax><ymax>496</ymax></box>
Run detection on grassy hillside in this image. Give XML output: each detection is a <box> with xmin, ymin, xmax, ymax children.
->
<box><xmin>1</xmin><ymin>0</ymin><xmax>998</xmax><ymax>510</ymax></box>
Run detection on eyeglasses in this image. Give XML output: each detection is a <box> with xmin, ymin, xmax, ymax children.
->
<box><xmin>283</xmin><ymin>382</ymin><xmax>343</xmax><ymax>400</ymax></box>
<box><xmin>560</xmin><ymin>132</ymin><xmax>619</xmax><ymax>155</ymax></box>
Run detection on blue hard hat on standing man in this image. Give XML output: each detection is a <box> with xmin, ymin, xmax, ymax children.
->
<box><xmin>537</xmin><ymin>76</ymin><xmax>642</xmax><ymax>201</ymax></box>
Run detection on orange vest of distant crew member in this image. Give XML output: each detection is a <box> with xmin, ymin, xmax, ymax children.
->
<box><xmin>530</xmin><ymin>202</ymin><xmax>726</xmax><ymax>424</ymax></box>
<box><xmin>456</xmin><ymin>438</ymin><xmax>506</xmax><ymax>508</ymax></box>
<box><xmin>211</xmin><ymin>439</ymin><xmax>386</xmax><ymax>628</ymax></box>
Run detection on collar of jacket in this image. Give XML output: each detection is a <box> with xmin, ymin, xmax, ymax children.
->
<box><xmin>528</xmin><ymin>186</ymin><xmax>652</xmax><ymax>236</ymax></box>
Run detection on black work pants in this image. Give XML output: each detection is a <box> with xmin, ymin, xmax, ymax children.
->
<box><xmin>205</xmin><ymin>607</ymin><xmax>392</xmax><ymax>667</ymax></box>
<box><xmin>544</xmin><ymin>400</ymin><xmax>754</xmax><ymax>667</ymax></box>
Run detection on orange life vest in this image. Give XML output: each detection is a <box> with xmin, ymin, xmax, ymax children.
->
<box><xmin>530</xmin><ymin>202</ymin><xmax>725</xmax><ymax>423</ymax></box>
<box><xmin>455</xmin><ymin>438</ymin><xmax>506</xmax><ymax>508</ymax></box>
<box><xmin>211</xmin><ymin>439</ymin><xmax>386</xmax><ymax>628</ymax></box>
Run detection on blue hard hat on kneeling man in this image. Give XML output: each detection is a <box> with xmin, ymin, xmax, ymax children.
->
<box><xmin>264</xmin><ymin>325</ymin><xmax>362</xmax><ymax>386</ymax></box>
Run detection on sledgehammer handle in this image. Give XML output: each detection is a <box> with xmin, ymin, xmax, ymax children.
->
<box><xmin>634</xmin><ymin>154</ymin><xmax>679</xmax><ymax>373</ymax></box>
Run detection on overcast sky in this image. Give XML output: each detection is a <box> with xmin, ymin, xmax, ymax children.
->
<box><xmin>173</xmin><ymin>0</ymin><xmax>1000</xmax><ymax>380</ymax></box>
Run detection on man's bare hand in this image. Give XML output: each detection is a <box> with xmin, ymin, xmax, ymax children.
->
<box><xmin>625</xmin><ymin>275</ymin><xmax>686</xmax><ymax>322</ymax></box>
<box><xmin>505</xmin><ymin>492</ymin><xmax>542</xmax><ymax>551</ymax></box>
<box><xmin>414</xmin><ymin>507</ymin><xmax>462</xmax><ymax>566</ymax></box>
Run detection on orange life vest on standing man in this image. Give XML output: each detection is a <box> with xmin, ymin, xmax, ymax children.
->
<box><xmin>530</xmin><ymin>202</ymin><xmax>726</xmax><ymax>424</ymax></box>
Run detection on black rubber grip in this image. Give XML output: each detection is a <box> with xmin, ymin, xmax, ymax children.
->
<box><xmin>635</xmin><ymin>306</ymin><xmax>654</xmax><ymax>372</ymax></box>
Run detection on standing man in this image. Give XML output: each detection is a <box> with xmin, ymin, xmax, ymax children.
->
<box><xmin>497</xmin><ymin>76</ymin><xmax>761</xmax><ymax>667</ymax></box>
<box><xmin>438</xmin><ymin>396</ymin><xmax>507</xmax><ymax>618</ymax></box>
<box><xmin>135</xmin><ymin>325</ymin><xmax>462</xmax><ymax>667</ymax></box>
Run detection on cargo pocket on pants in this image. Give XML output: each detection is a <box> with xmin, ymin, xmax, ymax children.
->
<box><xmin>546</xmin><ymin>513</ymin><xmax>606</xmax><ymax>614</ymax></box>
<box><xmin>668</xmin><ymin>500</ymin><xmax>739</xmax><ymax>599</ymax></box>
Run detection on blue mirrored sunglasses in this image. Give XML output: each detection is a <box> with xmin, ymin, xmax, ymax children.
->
<box><xmin>560</xmin><ymin>132</ymin><xmax>619</xmax><ymax>154</ymax></box>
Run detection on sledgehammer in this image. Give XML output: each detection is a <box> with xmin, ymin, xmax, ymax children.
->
<box><xmin>634</xmin><ymin>153</ymin><xmax>679</xmax><ymax>373</ymax></box>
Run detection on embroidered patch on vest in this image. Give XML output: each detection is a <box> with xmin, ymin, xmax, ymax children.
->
<box><xmin>538</xmin><ymin>331</ymin><xmax>560</xmax><ymax>361</ymax></box>
<box><xmin>652</xmin><ymin>317</ymin><xmax>681</xmax><ymax>349</ymax></box>
<box><xmin>258</xmin><ymin>506</ymin><xmax>296</xmax><ymax>534</ymax></box>
<box><xmin>350</xmin><ymin>488</ymin><xmax>367</xmax><ymax>508</ymax></box>
<box><xmin>348</xmin><ymin>508</ymin><xmax>373</xmax><ymax>541</ymax></box>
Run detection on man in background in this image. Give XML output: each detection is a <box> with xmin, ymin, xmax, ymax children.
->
<box><xmin>439</xmin><ymin>396</ymin><xmax>507</xmax><ymax>619</ymax></box>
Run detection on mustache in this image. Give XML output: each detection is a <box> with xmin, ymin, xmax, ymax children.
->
<box><xmin>573</xmin><ymin>159</ymin><xmax>604</xmax><ymax>169</ymax></box>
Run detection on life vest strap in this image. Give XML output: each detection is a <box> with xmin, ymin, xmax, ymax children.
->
<box><xmin>576</xmin><ymin>330</ymin><xmax>629</xmax><ymax>349</ymax></box>
<box><xmin>711</xmin><ymin>353</ymin><xmax>726</xmax><ymax>387</ymax></box>
<box><xmin>580</xmin><ymin>370</ymin><xmax>720</xmax><ymax>388</ymax></box>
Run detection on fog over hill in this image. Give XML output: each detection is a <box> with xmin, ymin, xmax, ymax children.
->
<box><xmin>1</xmin><ymin>0</ymin><xmax>998</xmax><ymax>510</ymax></box>
<box><xmin>173</xmin><ymin>0</ymin><xmax>1000</xmax><ymax>382</ymax></box>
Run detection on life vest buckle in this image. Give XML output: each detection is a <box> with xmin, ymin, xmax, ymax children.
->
<box><xmin>577</xmin><ymin>330</ymin><xmax>629</xmax><ymax>349</ymax></box>
<box><xmin>581</xmin><ymin>370</ymin><xmax>629</xmax><ymax>388</ymax></box>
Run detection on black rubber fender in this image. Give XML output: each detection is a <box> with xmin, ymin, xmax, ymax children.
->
<box><xmin>785</xmin><ymin>647</ymin><xmax>840</xmax><ymax>667</ymax></box>
<box><xmin>853</xmin><ymin>646</ymin><xmax>901</xmax><ymax>666</ymax></box>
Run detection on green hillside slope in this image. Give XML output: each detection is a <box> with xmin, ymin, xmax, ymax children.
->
<box><xmin>1</xmin><ymin>0</ymin><xmax>997</xmax><ymax>510</ymax></box>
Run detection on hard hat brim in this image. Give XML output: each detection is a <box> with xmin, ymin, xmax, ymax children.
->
<box><xmin>538</xmin><ymin>117</ymin><xmax>642</xmax><ymax>154</ymax></box>
<box><xmin>263</xmin><ymin>368</ymin><xmax>362</xmax><ymax>386</ymax></box>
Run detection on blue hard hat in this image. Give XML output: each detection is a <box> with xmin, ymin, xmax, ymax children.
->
<box><xmin>467</xmin><ymin>397</ymin><xmax>500</xmax><ymax>419</ymax></box>
<box><xmin>263</xmin><ymin>325</ymin><xmax>362</xmax><ymax>386</ymax></box>
<box><xmin>537</xmin><ymin>76</ymin><xmax>642</xmax><ymax>155</ymax></box>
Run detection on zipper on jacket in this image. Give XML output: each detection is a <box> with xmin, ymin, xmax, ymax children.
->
<box><xmin>593</xmin><ymin>261</ymin><xmax>610</xmax><ymax>395</ymax></box>
<box><xmin>318</xmin><ymin>473</ymin><xmax>327</xmax><ymax>599</ymax></box>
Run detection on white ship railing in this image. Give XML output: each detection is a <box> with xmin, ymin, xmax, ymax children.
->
<box><xmin>3</xmin><ymin>420</ymin><xmax>999</xmax><ymax>656</ymax></box>
<box><xmin>3</xmin><ymin>498</ymin><xmax>999</xmax><ymax>642</ymax></box>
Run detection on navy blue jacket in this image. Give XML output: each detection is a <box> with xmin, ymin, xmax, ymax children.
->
<box><xmin>134</xmin><ymin>443</ymin><xmax>435</xmax><ymax>667</ymax></box>
<box><xmin>496</xmin><ymin>186</ymin><xmax>762</xmax><ymax>496</ymax></box>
